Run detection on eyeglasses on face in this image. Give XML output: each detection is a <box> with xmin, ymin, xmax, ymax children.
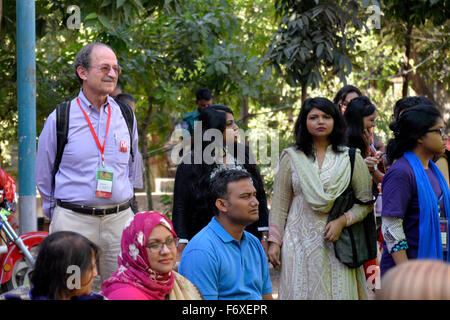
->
<box><xmin>146</xmin><ymin>237</ymin><xmax>178</xmax><ymax>252</ymax></box>
<box><xmin>90</xmin><ymin>64</ymin><xmax>122</xmax><ymax>75</ymax></box>
<box><xmin>427</xmin><ymin>128</ymin><xmax>448</xmax><ymax>137</ymax></box>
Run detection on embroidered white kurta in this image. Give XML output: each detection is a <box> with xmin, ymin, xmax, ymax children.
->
<box><xmin>269</xmin><ymin>146</ymin><xmax>373</xmax><ymax>300</ymax></box>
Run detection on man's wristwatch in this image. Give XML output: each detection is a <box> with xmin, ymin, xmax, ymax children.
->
<box><xmin>261</xmin><ymin>234</ymin><xmax>268</xmax><ymax>242</ymax></box>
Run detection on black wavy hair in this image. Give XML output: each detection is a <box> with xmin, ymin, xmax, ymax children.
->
<box><xmin>179</xmin><ymin>104</ymin><xmax>266</xmax><ymax>237</ymax></box>
<box><xmin>386</xmin><ymin>105</ymin><xmax>443</xmax><ymax>164</ymax></box>
<box><xmin>392</xmin><ymin>96</ymin><xmax>435</xmax><ymax>122</ymax></box>
<box><xmin>343</xmin><ymin>96</ymin><xmax>377</xmax><ymax>157</ymax></box>
<box><xmin>195</xmin><ymin>88</ymin><xmax>212</xmax><ymax>101</ymax></box>
<box><xmin>333</xmin><ymin>85</ymin><xmax>362</xmax><ymax>112</ymax></box>
<box><xmin>30</xmin><ymin>231</ymin><xmax>99</xmax><ymax>300</ymax></box>
<box><xmin>294</xmin><ymin>97</ymin><xmax>347</xmax><ymax>159</ymax></box>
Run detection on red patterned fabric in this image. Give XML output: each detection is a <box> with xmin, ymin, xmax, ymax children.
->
<box><xmin>101</xmin><ymin>211</ymin><xmax>177</xmax><ymax>300</ymax></box>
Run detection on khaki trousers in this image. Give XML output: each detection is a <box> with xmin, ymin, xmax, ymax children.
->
<box><xmin>49</xmin><ymin>205</ymin><xmax>134</xmax><ymax>291</ymax></box>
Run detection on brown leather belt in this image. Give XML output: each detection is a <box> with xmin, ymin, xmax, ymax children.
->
<box><xmin>57</xmin><ymin>199</ymin><xmax>132</xmax><ymax>216</ymax></box>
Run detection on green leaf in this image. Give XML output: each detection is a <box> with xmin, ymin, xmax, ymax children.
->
<box><xmin>316</xmin><ymin>43</ymin><xmax>324</xmax><ymax>58</ymax></box>
<box><xmin>98</xmin><ymin>15</ymin><xmax>114</xmax><ymax>30</ymax></box>
<box><xmin>215</xmin><ymin>61</ymin><xmax>228</xmax><ymax>74</ymax></box>
<box><xmin>85</xmin><ymin>13</ymin><xmax>98</xmax><ymax>20</ymax></box>
<box><xmin>101</xmin><ymin>0</ymin><xmax>112</xmax><ymax>7</ymax></box>
<box><xmin>117</xmin><ymin>0</ymin><xmax>126</xmax><ymax>9</ymax></box>
<box><xmin>132</xmin><ymin>0</ymin><xmax>145</xmax><ymax>10</ymax></box>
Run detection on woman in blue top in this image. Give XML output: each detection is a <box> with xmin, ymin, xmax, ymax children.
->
<box><xmin>381</xmin><ymin>105</ymin><xmax>449</xmax><ymax>276</ymax></box>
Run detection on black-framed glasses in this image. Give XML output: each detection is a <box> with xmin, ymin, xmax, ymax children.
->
<box><xmin>146</xmin><ymin>237</ymin><xmax>178</xmax><ymax>252</ymax></box>
<box><xmin>91</xmin><ymin>64</ymin><xmax>122</xmax><ymax>75</ymax></box>
<box><xmin>427</xmin><ymin>128</ymin><xmax>448</xmax><ymax>137</ymax></box>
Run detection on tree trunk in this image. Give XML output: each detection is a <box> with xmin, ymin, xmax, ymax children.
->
<box><xmin>301</xmin><ymin>83</ymin><xmax>307</xmax><ymax>104</ymax></box>
<box><xmin>409</xmin><ymin>48</ymin><xmax>439</xmax><ymax>106</ymax></box>
<box><xmin>140</xmin><ymin>96</ymin><xmax>154</xmax><ymax>211</ymax></box>
<box><xmin>0</xmin><ymin>0</ymin><xmax>3</xmax><ymax>34</ymax></box>
<box><xmin>240</xmin><ymin>96</ymin><xmax>249</xmax><ymax>126</ymax></box>
<box><xmin>402</xmin><ymin>24</ymin><xmax>413</xmax><ymax>97</ymax></box>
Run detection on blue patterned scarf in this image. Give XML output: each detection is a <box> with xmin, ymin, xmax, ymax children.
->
<box><xmin>404</xmin><ymin>151</ymin><xmax>450</xmax><ymax>261</ymax></box>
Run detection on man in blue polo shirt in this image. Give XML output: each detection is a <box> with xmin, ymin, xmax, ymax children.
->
<box><xmin>178</xmin><ymin>169</ymin><xmax>273</xmax><ymax>300</ymax></box>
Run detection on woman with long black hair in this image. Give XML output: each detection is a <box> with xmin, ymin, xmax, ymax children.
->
<box><xmin>268</xmin><ymin>97</ymin><xmax>373</xmax><ymax>299</ymax></box>
<box><xmin>172</xmin><ymin>104</ymin><xmax>269</xmax><ymax>260</ymax></box>
<box><xmin>344</xmin><ymin>96</ymin><xmax>385</xmax><ymax>185</ymax></box>
<box><xmin>380</xmin><ymin>105</ymin><xmax>449</xmax><ymax>276</ymax></box>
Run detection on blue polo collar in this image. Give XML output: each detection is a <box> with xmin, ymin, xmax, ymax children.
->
<box><xmin>208</xmin><ymin>217</ymin><xmax>247</xmax><ymax>244</ymax></box>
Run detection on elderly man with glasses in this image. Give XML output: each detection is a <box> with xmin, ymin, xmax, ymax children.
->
<box><xmin>36</xmin><ymin>42</ymin><xmax>139</xmax><ymax>289</ymax></box>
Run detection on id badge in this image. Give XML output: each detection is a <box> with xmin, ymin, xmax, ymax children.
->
<box><xmin>440</xmin><ymin>218</ymin><xmax>448</xmax><ymax>252</ymax></box>
<box><xmin>96</xmin><ymin>166</ymin><xmax>114</xmax><ymax>198</ymax></box>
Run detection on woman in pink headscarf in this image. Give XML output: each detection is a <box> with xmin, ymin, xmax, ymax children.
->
<box><xmin>101</xmin><ymin>211</ymin><xmax>202</xmax><ymax>300</ymax></box>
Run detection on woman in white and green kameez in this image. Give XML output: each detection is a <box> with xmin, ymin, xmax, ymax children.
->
<box><xmin>268</xmin><ymin>97</ymin><xmax>373</xmax><ymax>300</ymax></box>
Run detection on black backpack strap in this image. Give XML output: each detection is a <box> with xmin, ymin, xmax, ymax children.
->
<box><xmin>115</xmin><ymin>99</ymin><xmax>135</xmax><ymax>162</ymax></box>
<box><xmin>52</xmin><ymin>100</ymin><xmax>71</xmax><ymax>193</ymax></box>
<box><xmin>349</xmin><ymin>147</ymin><xmax>356</xmax><ymax>179</ymax></box>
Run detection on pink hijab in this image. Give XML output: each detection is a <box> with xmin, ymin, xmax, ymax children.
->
<box><xmin>101</xmin><ymin>211</ymin><xmax>177</xmax><ymax>300</ymax></box>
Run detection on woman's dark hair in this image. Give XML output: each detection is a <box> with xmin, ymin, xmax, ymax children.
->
<box><xmin>196</xmin><ymin>104</ymin><xmax>233</xmax><ymax>138</ymax></box>
<box><xmin>181</xmin><ymin>104</ymin><xmax>266</xmax><ymax>237</ymax></box>
<box><xmin>294</xmin><ymin>97</ymin><xmax>346</xmax><ymax>158</ymax></box>
<box><xmin>190</xmin><ymin>104</ymin><xmax>234</xmax><ymax>158</ymax></box>
<box><xmin>392</xmin><ymin>96</ymin><xmax>435</xmax><ymax>122</ymax></box>
<box><xmin>31</xmin><ymin>231</ymin><xmax>99</xmax><ymax>299</ymax></box>
<box><xmin>343</xmin><ymin>96</ymin><xmax>376</xmax><ymax>157</ymax></box>
<box><xmin>386</xmin><ymin>105</ymin><xmax>442</xmax><ymax>164</ymax></box>
<box><xmin>333</xmin><ymin>85</ymin><xmax>362</xmax><ymax>106</ymax></box>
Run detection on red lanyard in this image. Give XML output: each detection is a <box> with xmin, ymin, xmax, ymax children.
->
<box><xmin>77</xmin><ymin>97</ymin><xmax>111</xmax><ymax>166</ymax></box>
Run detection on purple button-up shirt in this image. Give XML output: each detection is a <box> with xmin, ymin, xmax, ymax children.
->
<box><xmin>36</xmin><ymin>90</ymin><xmax>139</xmax><ymax>219</ymax></box>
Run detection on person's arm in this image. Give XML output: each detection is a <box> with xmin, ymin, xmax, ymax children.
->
<box><xmin>245</xmin><ymin>158</ymin><xmax>270</xmax><ymax>254</ymax></box>
<box><xmin>382</xmin><ymin>216</ymin><xmax>409</xmax><ymax>265</ymax></box>
<box><xmin>244</xmin><ymin>146</ymin><xmax>269</xmax><ymax>235</ymax></box>
<box><xmin>365</xmin><ymin>155</ymin><xmax>384</xmax><ymax>185</ymax></box>
<box><xmin>132</xmin><ymin>150</ymin><xmax>144</xmax><ymax>189</ymax></box>
<box><xmin>128</xmin><ymin>113</ymin><xmax>139</xmax><ymax>185</ymax></box>
<box><xmin>35</xmin><ymin>111</ymin><xmax>58</xmax><ymax>219</ymax></box>
<box><xmin>259</xmin><ymin>240</ymin><xmax>273</xmax><ymax>299</ymax></box>
<box><xmin>172</xmin><ymin>163</ymin><xmax>193</xmax><ymax>260</ymax></box>
<box><xmin>391</xmin><ymin>250</ymin><xmax>409</xmax><ymax>265</ymax></box>
<box><xmin>380</xmin><ymin>163</ymin><xmax>413</xmax><ymax>264</ymax></box>
<box><xmin>436</xmin><ymin>157</ymin><xmax>449</xmax><ymax>188</ymax></box>
<box><xmin>262</xmin><ymin>293</ymin><xmax>274</xmax><ymax>300</ymax></box>
<box><xmin>268</xmin><ymin>154</ymin><xmax>293</xmax><ymax>267</ymax></box>
<box><xmin>178</xmin><ymin>249</ymin><xmax>219</xmax><ymax>300</ymax></box>
<box><xmin>250</xmin><ymin>163</ymin><xmax>269</xmax><ymax>233</ymax></box>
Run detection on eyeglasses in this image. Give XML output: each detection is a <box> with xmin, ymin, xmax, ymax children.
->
<box><xmin>146</xmin><ymin>237</ymin><xmax>178</xmax><ymax>252</ymax></box>
<box><xmin>427</xmin><ymin>128</ymin><xmax>448</xmax><ymax>137</ymax></box>
<box><xmin>90</xmin><ymin>64</ymin><xmax>122</xmax><ymax>75</ymax></box>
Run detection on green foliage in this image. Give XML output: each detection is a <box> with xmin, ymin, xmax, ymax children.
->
<box><xmin>159</xmin><ymin>194</ymin><xmax>174</xmax><ymax>219</ymax></box>
<box><xmin>265</xmin><ymin>0</ymin><xmax>370</xmax><ymax>89</ymax></box>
